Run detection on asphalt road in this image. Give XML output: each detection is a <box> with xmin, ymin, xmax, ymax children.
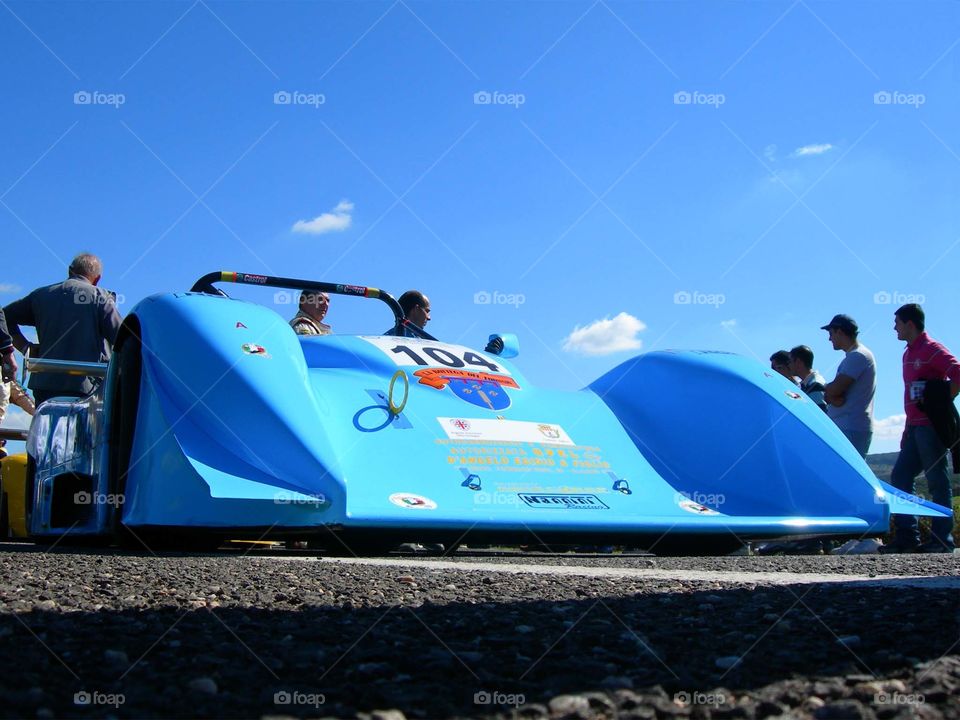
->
<box><xmin>0</xmin><ymin>545</ymin><xmax>957</xmax><ymax>719</ymax></box>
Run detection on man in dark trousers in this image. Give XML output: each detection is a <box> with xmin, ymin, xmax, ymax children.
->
<box><xmin>881</xmin><ymin>303</ymin><xmax>960</xmax><ymax>553</ymax></box>
<box><xmin>3</xmin><ymin>253</ymin><xmax>123</xmax><ymax>405</ymax></box>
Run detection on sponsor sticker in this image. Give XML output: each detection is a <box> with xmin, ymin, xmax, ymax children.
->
<box><xmin>241</xmin><ymin>273</ymin><xmax>269</xmax><ymax>284</ymax></box>
<box><xmin>678</xmin><ymin>498</ymin><xmax>720</xmax><ymax>515</ymax></box>
<box><xmin>241</xmin><ymin>343</ymin><xmax>270</xmax><ymax>357</ymax></box>
<box><xmin>438</xmin><ymin>418</ymin><xmax>574</xmax><ymax>446</ymax></box>
<box><xmin>784</xmin><ymin>391</ymin><xmax>801</xmax><ymax>400</ymax></box>
<box><xmin>518</xmin><ymin>493</ymin><xmax>609</xmax><ymax>510</ymax></box>
<box><xmin>389</xmin><ymin>493</ymin><xmax>437</xmax><ymax>510</ymax></box>
<box><xmin>337</xmin><ymin>284</ymin><xmax>369</xmax><ymax>296</ymax></box>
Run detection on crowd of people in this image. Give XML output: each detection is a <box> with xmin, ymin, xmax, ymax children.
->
<box><xmin>769</xmin><ymin>306</ymin><xmax>959</xmax><ymax>553</ymax></box>
<box><xmin>0</xmin><ymin>252</ymin><xmax>956</xmax><ymax>553</ymax></box>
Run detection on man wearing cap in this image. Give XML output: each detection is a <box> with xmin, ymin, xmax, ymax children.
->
<box><xmin>821</xmin><ymin>314</ymin><xmax>876</xmax><ymax>457</ymax></box>
<box><xmin>882</xmin><ymin>303</ymin><xmax>960</xmax><ymax>553</ymax></box>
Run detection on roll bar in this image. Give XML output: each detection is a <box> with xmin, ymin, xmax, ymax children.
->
<box><xmin>25</xmin><ymin>358</ymin><xmax>108</xmax><ymax>377</ymax></box>
<box><xmin>0</xmin><ymin>427</ymin><xmax>28</xmax><ymax>442</ymax></box>
<box><xmin>189</xmin><ymin>271</ymin><xmax>416</xmax><ymax>336</ymax></box>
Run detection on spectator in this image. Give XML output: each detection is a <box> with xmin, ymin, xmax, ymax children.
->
<box><xmin>821</xmin><ymin>314</ymin><xmax>876</xmax><ymax>458</ymax></box>
<box><xmin>790</xmin><ymin>345</ymin><xmax>828</xmax><ymax>411</ymax></box>
<box><xmin>3</xmin><ymin>253</ymin><xmax>122</xmax><ymax>405</ymax></box>
<box><xmin>0</xmin><ymin>378</ymin><xmax>36</xmax><ymax>425</ymax></box>
<box><xmin>0</xmin><ymin>307</ymin><xmax>16</xmax><ymax>379</ymax></box>
<box><xmin>769</xmin><ymin>350</ymin><xmax>795</xmax><ymax>381</ymax></box>
<box><xmin>0</xmin><ymin>305</ymin><xmax>33</xmax><ymax>430</ymax></box>
<box><xmin>881</xmin><ymin>303</ymin><xmax>960</xmax><ymax>554</ymax></box>
<box><xmin>290</xmin><ymin>290</ymin><xmax>332</xmax><ymax>336</ymax></box>
<box><xmin>384</xmin><ymin>290</ymin><xmax>431</xmax><ymax>337</ymax></box>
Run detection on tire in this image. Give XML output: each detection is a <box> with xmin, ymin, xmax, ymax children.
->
<box><xmin>648</xmin><ymin>535</ymin><xmax>745</xmax><ymax>557</ymax></box>
<box><xmin>110</xmin><ymin>335</ymin><xmax>142</xmax><ymax>506</ymax></box>
<box><xmin>0</xmin><ymin>490</ymin><xmax>8</xmax><ymax>539</ymax></box>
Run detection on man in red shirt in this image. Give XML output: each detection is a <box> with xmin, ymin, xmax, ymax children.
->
<box><xmin>882</xmin><ymin>304</ymin><xmax>960</xmax><ymax>553</ymax></box>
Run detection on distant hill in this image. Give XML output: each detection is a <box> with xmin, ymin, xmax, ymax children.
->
<box><xmin>866</xmin><ymin>451</ymin><xmax>898</xmax><ymax>484</ymax></box>
<box><xmin>867</xmin><ymin>452</ymin><xmax>940</xmax><ymax>500</ymax></box>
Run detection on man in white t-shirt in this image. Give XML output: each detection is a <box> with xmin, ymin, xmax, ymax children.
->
<box><xmin>821</xmin><ymin>314</ymin><xmax>876</xmax><ymax>457</ymax></box>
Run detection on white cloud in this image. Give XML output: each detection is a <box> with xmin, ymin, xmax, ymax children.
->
<box><xmin>0</xmin><ymin>283</ymin><xmax>21</xmax><ymax>294</ymax></box>
<box><xmin>791</xmin><ymin>143</ymin><xmax>833</xmax><ymax>158</ymax></box>
<box><xmin>3</xmin><ymin>404</ymin><xmax>31</xmax><ymax>431</ymax></box>
<box><xmin>563</xmin><ymin>312</ymin><xmax>646</xmax><ymax>356</ymax></box>
<box><xmin>292</xmin><ymin>200</ymin><xmax>354</xmax><ymax>235</ymax></box>
<box><xmin>720</xmin><ymin>319</ymin><xmax>737</xmax><ymax>329</ymax></box>
<box><xmin>873</xmin><ymin>413</ymin><xmax>906</xmax><ymax>441</ymax></box>
<box><xmin>763</xmin><ymin>144</ymin><xmax>777</xmax><ymax>162</ymax></box>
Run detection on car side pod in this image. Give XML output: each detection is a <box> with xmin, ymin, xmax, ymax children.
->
<box><xmin>589</xmin><ymin>350</ymin><xmax>949</xmax><ymax>534</ymax></box>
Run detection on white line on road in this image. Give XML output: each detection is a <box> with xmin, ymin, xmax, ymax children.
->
<box><xmin>269</xmin><ymin>555</ymin><xmax>960</xmax><ymax>589</ymax></box>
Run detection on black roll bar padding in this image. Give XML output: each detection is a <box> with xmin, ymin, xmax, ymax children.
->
<box><xmin>190</xmin><ymin>271</ymin><xmax>405</xmax><ymax>335</ymax></box>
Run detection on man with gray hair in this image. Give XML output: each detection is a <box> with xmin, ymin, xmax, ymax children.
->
<box><xmin>3</xmin><ymin>252</ymin><xmax>123</xmax><ymax>405</ymax></box>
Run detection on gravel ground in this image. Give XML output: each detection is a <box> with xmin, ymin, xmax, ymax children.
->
<box><xmin>0</xmin><ymin>545</ymin><xmax>957</xmax><ymax>720</ymax></box>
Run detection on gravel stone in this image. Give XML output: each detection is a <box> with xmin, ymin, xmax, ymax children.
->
<box><xmin>187</xmin><ymin>677</ymin><xmax>218</xmax><ymax>695</ymax></box>
<box><xmin>548</xmin><ymin>694</ymin><xmax>591</xmax><ymax>717</ymax></box>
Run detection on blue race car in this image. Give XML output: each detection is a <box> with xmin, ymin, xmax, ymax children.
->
<box><xmin>10</xmin><ymin>272</ymin><xmax>950</xmax><ymax>554</ymax></box>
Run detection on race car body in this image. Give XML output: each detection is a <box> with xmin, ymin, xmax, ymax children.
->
<box><xmin>4</xmin><ymin>272</ymin><xmax>948</xmax><ymax>553</ymax></box>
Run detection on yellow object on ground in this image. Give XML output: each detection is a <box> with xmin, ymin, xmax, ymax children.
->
<box><xmin>0</xmin><ymin>453</ymin><xmax>28</xmax><ymax>538</ymax></box>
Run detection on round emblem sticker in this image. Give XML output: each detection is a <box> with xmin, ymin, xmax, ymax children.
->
<box><xmin>389</xmin><ymin>493</ymin><xmax>437</xmax><ymax>510</ymax></box>
<box><xmin>784</xmin><ymin>391</ymin><xmax>801</xmax><ymax>400</ymax></box>
<box><xmin>678</xmin><ymin>499</ymin><xmax>719</xmax><ymax>516</ymax></box>
<box><xmin>241</xmin><ymin>343</ymin><xmax>270</xmax><ymax>358</ymax></box>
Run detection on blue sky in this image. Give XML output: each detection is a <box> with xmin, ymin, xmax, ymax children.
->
<box><xmin>2</xmin><ymin>0</ymin><xmax>959</xmax><ymax>453</ymax></box>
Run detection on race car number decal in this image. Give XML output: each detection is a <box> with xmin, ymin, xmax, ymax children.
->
<box><xmin>360</xmin><ymin>337</ymin><xmax>511</xmax><ymax>377</ymax></box>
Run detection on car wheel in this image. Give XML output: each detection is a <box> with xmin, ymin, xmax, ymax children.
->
<box><xmin>110</xmin><ymin>334</ymin><xmax>142</xmax><ymax>505</ymax></box>
<box><xmin>0</xmin><ymin>490</ymin><xmax>8</xmax><ymax>539</ymax></box>
<box><xmin>647</xmin><ymin>535</ymin><xmax>745</xmax><ymax>556</ymax></box>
